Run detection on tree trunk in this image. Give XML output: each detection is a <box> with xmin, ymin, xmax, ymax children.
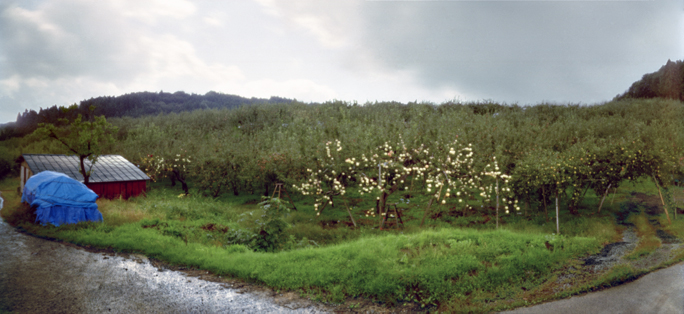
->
<box><xmin>541</xmin><ymin>185</ymin><xmax>549</xmax><ymax>221</ymax></box>
<box><xmin>173</xmin><ymin>170</ymin><xmax>189</xmax><ymax>195</ymax></box>
<box><xmin>420</xmin><ymin>198</ymin><xmax>434</xmax><ymax>227</ymax></box>
<box><xmin>597</xmin><ymin>183</ymin><xmax>612</xmax><ymax>213</ymax></box>
<box><xmin>343</xmin><ymin>199</ymin><xmax>357</xmax><ymax>227</ymax></box>
<box><xmin>378</xmin><ymin>173</ymin><xmax>409</xmax><ymax>226</ymax></box>
<box><xmin>212</xmin><ymin>183</ymin><xmax>222</xmax><ymax>198</ymax></box>
<box><xmin>79</xmin><ymin>155</ymin><xmax>91</xmax><ymax>184</ymax></box>
<box><xmin>653</xmin><ymin>174</ymin><xmax>671</xmax><ymax>224</ymax></box>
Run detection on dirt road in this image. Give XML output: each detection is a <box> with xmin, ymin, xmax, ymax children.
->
<box><xmin>0</xmin><ymin>197</ymin><xmax>331</xmax><ymax>314</ymax></box>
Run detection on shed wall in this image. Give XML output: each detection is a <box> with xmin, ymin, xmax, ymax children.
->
<box><xmin>86</xmin><ymin>180</ymin><xmax>147</xmax><ymax>199</ymax></box>
<box><xmin>20</xmin><ymin>161</ymin><xmax>33</xmax><ymax>196</ymax></box>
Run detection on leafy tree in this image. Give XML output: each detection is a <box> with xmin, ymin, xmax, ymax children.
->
<box><xmin>30</xmin><ymin>109</ymin><xmax>118</xmax><ymax>184</ymax></box>
<box><xmin>618</xmin><ymin>59</ymin><xmax>684</xmax><ymax>101</ymax></box>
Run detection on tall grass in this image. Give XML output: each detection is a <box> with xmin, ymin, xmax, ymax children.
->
<box><xmin>48</xmin><ymin>224</ymin><xmax>599</xmax><ymax>307</ymax></box>
<box><xmin>5</xmin><ymin>174</ymin><xmax>680</xmax><ymax>311</ymax></box>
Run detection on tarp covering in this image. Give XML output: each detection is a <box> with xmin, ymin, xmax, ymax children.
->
<box><xmin>21</xmin><ymin>171</ymin><xmax>103</xmax><ymax>226</ymax></box>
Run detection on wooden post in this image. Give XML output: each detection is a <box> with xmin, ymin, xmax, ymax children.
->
<box><xmin>409</xmin><ymin>171</ymin><xmax>415</xmax><ymax>192</ymax></box>
<box><xmin>541</xmin><ymin>185</ymin><xmax>549</xmax><ymax>221</ymax></box>
<box><xmin>271</xmin><ymin>183</ymin><xmax>297</xmax><ymax>210</ymax></box>
<box><xmin>380</xmin><ymin>204</ymin><xmax>387</xmax><ymax>229</ymax></box>
<box><xmin>673</xmin><ymin>170</ymin><xmax>676</xmax><ymax>221</ymax></box>
<box><xmin>343</xmin><ymin>199</ymin><xmax>357</xmax><ymax>227</ymax></box>
<box><xmin>394</xmin><ymin>204</ymin><xmax>404</xmax><ymax>226</ymax></box>
<box><xmin>496</xmin><ymin>178</ymin><xmax>499</xmax><ymax>229</ymax></box>
<box><xmin>420</xmin><ymin>198</ymin><xmax>434</xmax><ymax>227</ymax></box>
<box><xmin>420</xmin><ymin>182</ymin><xmax>445</xmax><ymax>228</ymax></box>
<box><xmin>556</xmin><ymin>190</ymin><xmax>560</xmax><ymax>235</ymax></box>
<box><xmin>653</xmin><ymin>175</ymin><xmax>671</xmax><ymax>224</ymax></box>
<box><xmin>597</xmin><ymin>183</ymin><xmax>612</xmax><ymax>214</ymax></box>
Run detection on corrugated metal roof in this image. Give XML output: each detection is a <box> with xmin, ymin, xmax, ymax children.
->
<box><xmin>23</xmin><ymin>154</ymin><xmax>150</xmax><ymax>183</ymax></box>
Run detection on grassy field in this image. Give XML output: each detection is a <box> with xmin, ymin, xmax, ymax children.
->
<box><xmin>2</xmin><ymin>176</ymin><xmax>683</xmax><ymax>312</ymax></box>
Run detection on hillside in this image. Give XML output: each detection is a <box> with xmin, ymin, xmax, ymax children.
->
<box><xmin>0</xmin><ymin>91</ymin><xmax>294</xmax><ymax>141</ymax></box>
<box><xmin>617</xmin><ymin>59</ymin><xmax>684</xmax><ymax>101</ymax></box>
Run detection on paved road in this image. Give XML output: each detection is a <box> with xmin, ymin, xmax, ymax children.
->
<box><xmin>502</xmin><ymin>262</ymin><xmax>684</xmax><ymax>314</ymax></box>
<box><xmin>0</xmin><ymin>196</ymin><xmax>330</xmax><ymax>314</ymax></box>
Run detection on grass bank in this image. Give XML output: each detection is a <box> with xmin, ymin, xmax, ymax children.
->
<box><xmin>3</xmin><ymin>177</ymin><xmax>682</xmax><ymax>312</ymax></box>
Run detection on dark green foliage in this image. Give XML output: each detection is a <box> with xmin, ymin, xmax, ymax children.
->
<box><xmin>28</xmin><ymin>109</ymin><xmax>118</xmax><ymax>184</ymax></box>
<box><xmin>1</xmin><ymin>91</ymin><xmax>293</xmax><ymax>140</ymax></box>
<box><xmin>4</xmin><ymin>91</ymin><xmax>683</xmax><ymax>218</ymax></box>
<box><xmin>617</xmin><ymin>59</ymin><xmax>684</xmax><ymax>101</ymax></box>
<box><xmin>251</xmin><ymin>197</ymin><xmax>291</xmax><ymax>252</ymax></box>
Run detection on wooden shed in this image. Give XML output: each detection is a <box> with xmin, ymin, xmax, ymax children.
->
<box><xmin>20</xmin><ymin>154</ymin><xmax>150</xmax><ymax>199</ymax></box>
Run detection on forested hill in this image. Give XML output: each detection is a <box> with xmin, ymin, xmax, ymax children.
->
<box><xmin>1</xmin><ymin>91</ymin><xmax>294</xmax><ymax>140</ymax></box>
<box><xmin>616</xmin><ymin>59</ymin><xmax>684</xmax><ymax>101</ymax></box>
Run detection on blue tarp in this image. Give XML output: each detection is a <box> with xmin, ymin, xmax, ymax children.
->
<box><xmin>21</xmin><ymin>171</ymin><xmax>103</xmax><ymax>226</ymax></box>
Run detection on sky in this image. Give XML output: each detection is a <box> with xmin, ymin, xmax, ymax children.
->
<box><xmin>0</xmin><ymin>0</ymin><xmax>682</xmax><ymax>124</ymax></box>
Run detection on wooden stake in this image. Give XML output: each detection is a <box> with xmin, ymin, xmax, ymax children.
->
<box><xmin>597</xmin><ymin>183</ymin><xmax>612</xmax><ymax>214</ymax></box>
<box><xmin>555</xmin><ymin>191</ymin><xmax>560</xmax><ymax>235</ymax></box>
<box><xmin>380</xmin><ymin>203</ymin><xmax>387</xmax><ymax>229</ymax></box>
<box><xmin>394</xmin><ymin>204</ymin><xmax>404</xmax><ymax>226</ymax></box>
<box><xmin>496</xmin><ymin>178</ymin><xmax>499</xmax><ymax>229</ymax></box>
<box><xmin>653</xmin><ymin>174</ymin><xmax>671</xmax><ymax>224</ymax></box>
<box><xmin>271</xmin><ymin>183</ymin><xmax>297</xmax><ymax>210</ymax></box>
<box><xmin>541</xmin><ymin>185</ymin><xmax>549</xmax><ymax>221</ymax></box>
<box><xmin>420</xmin><ymin>182</ymin><xmax>444</xmax><ymax>227</ymax></box>
<box><xmin>342</xmin><ymin>199</ymin><xmax>357</xmax><ymax>227</ymax></box>
<box><xmin>409</xmin><ymin>170</ymin><xmax>415</xmax><ymax>192</ymax></box>
<box><xmin>420</xmin><ymin>198</ymin><xmax>434</xmax><ymax>227</ymax></box>
<box><xmin>674</xmin><ymin>185</ymin><xmax>680</xmax><ymax>221</ymax></box>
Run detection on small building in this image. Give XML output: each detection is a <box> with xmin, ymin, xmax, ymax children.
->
<box><xmin>20</xmin><ymin>154</ymin><xmax>150</xmax><ymax>199</ymax></box>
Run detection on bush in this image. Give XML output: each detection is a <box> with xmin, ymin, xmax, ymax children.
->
<box><xmin>250</xmin><ymin>197</ymin><xmax>291</xmax><ymax>252</ymax></box>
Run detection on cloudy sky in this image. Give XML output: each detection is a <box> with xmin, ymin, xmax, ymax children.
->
<box><xmin>0</xmin><ymin>0</ymin><xmax>682</xmax><ymax>124</ymax></box>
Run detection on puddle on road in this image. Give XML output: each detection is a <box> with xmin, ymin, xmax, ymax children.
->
<box><xmin>0</xmin><ymin>195</ymin><xmax>331</xmax><ymax>313</ymax></box>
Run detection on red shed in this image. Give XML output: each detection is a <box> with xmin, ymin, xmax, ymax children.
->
<box><xmin>20</xmin><ymin>154</ymin><xmax>150</xmax><ymax>199</ymax></box>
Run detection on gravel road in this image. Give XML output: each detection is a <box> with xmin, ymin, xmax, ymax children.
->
<box><xmin>0</xmin><ymin>195</ymin><xmax>331</xmax><ymax>314</ymax></box>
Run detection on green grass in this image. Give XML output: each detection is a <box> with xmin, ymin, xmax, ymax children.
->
<box><xmin>624</xmin><ymin>213</ymin><xmax>661</xmax><ymax>260</ymax></box>
<box><xmin>20</xmin><ymin>222</ymin><xmax>601</xmax><ymax>309</ymax></box>
<box><xmin>3</xmin><ymin>175</ymin><xmax>682</xmax><ymax>311</ymax></box>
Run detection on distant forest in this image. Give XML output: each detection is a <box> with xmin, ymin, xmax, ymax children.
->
<box><xmin>3</xmin><ymin>59</ymin><xmax>683</xmax><ymax>142</ymax></box>
<box><xmin>616</xmin><ymin>59</ymin><xmax>684</xmax><ymax>101</ymax></box>
<box><xmin>0</xmin><ymin>91</ymin><xmax>294</xmax><ymax>140</ymax></box>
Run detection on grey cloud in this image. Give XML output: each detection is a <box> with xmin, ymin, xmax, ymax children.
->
<box><xmin>354</xmin><ymin>1</ymin><xmax>683</xmax><ymax>103</ymax></box>
<box><xmin>1</xmin><ymin>1</ymin><xmax>155</xmax><ymax>82</ymax></box>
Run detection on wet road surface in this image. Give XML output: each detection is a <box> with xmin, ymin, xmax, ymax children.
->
<box><xmin>502</xmin><ymin>261</ymin><xmax>684</xmax><ymax>314</ymax></box>
<box><xmin>0</xmin><ymin>197</ymin><xmax>331</xmax><ymax>314</ymax></box>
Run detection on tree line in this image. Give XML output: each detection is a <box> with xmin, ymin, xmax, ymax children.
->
<box><xmin>0</xmin><ymin>91</ymin><xmax>293</xmax><ymax>141</ymax></box>
<box><xmin>617</xmin><ymin>59</ymin><xmax>684</xmax><ymax>101</ymax></box>
<box><xmin>2</xmin><ymin>97</ymin><xmax>683</xmax><ymax>225</ymax></box>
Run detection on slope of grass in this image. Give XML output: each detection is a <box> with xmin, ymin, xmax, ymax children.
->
<box><xmin>9</xmin><ymin>176</ymin><xmax>682</xmax><ymax>312</ymax></box>
<box><xmin>21</xmin><ymin>220</ymin><xmax>601</xmax><ymax>309</ymax></box>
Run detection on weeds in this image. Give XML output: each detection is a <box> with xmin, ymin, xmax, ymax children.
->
<box><xmin>1</xmin><ymin>174</ymin><xmax>681</xmax><ymax>312</ymax></box>
<box><xmin>624</xmin><ymin>213</ymin><xmax>661</xmax><ymax>260</ymax></box>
